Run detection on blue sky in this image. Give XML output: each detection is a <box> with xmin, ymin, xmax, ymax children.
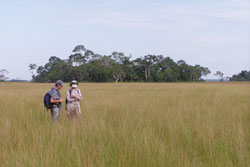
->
<box><xmin>0</xmin><ymin>0</ymin><xmax>249</xmax><ymax>80</ymax></box>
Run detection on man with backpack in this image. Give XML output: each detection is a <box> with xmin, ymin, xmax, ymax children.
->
<box><xmin>45</xmin><ymin>80</ymin><xmax>64</xmax><ymax>123</ymax></box>
<box><xmin>66</xmin><ymin>80</ymin><xmax>82</xmax><ymax>119</ymax></box>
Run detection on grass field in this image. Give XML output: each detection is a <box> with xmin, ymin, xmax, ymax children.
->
<box><xmin>0</xmin><ymin>82</ymin><xmax>249</xmax><ymax>167</ymax></box>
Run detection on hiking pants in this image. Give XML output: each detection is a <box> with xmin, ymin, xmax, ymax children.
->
<box><xmin>66</xmin><ymin>102</ymin><xmax>81</xmax><ymax>119</ymax></box>
<box><xmin>50</xmin><ymin>106</ymin><xmax>61</xmax><ymax>123</ymax></box>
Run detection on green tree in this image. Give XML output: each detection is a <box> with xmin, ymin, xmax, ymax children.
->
<box><xmin>191</xmin><ymin>65</ymin><xmax>210</xmax><ymax>81</ymax></box>
<box><xmin>73</xmin><ymin>45</ymin><xmax>86</xmax><ymax>53</ymax></box>
<box><xmin>69</xmin><ymin>53</ymin><xmax>85</xmax><ymax>66</ymax></box>
<box><xmin>230</xmin><ymin>70</ymin><xmax>250</xmax><ymax>81</ymax></box>
<box><xmin>177</xmin><ymin>60</ymin><xmax>191</xmax><ymax>81</ymax></box>
<box><xmin>29</xmin><ymin>63</ymin><xmax>37</xmax><ymax>80</ymax></box>
<box><xmin>214</xmin><ymin>71</ymin><xmax>224</xmax><ymax>81</ymax></box>
<box><xmin>0</xmin><ymin>69</ymin><xmax>9</xmax><ymax>81</ymax></box>
<box><xmin>157</xmin><ymin>57</ymin><xmax>179</xmax><ymax>82</ymax></box>
<box><xmin>111</xmin><ymin>64</ymin><xmax>125</xmax><ymax>82</ymax></box>
<box><xmin>111</xmin><ymin>51</ymin><xmax>133</xmax><ymax>82</ymax></box>
<box><xmin>32</xmin><ymin>44</ymin><xmax>212</xmax><ymax>83</ymax></box>
<box><xmin>134</xmin><ymin>55</ymin><xmax>163</xmax><ymax>81</ymax></box>
<box><xmin>70</xmin><ymin>45</ymin><xmax>89</xmax><ymax>66</ymax></box>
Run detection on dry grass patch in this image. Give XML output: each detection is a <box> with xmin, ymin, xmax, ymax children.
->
<box><xmin>0</xmin><ymin>82</ymin><xmax>249</xmax><ymax>167</ymax></box>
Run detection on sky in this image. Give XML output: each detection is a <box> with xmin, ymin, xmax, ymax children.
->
<box><xmin>0</xmin><ymin>0</ymin><xmax>249</xmax><ymax>80</ymax></box>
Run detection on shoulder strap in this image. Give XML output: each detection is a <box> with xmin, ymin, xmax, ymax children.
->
<box><xmin>69</xmin><ymin>89</ymin><xmax>72</xmax><ymax>96</ymax></box>
<box><xmin>68</xmin><ymin>89</ymin><xmax>80</xmax><ymax>97</ymax></box>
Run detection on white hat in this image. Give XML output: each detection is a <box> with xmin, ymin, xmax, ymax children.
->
<box><xmin>70</xmin><ymin>80</ymin><xmax>78</xmax><ymax>87</ymax></box>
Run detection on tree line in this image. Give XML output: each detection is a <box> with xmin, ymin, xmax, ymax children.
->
<box><xmin>229</xmin><ymin>70</ymin><xmax>250</xmax><ymax>81</ymax></box>
<box><xmin>30</xmin><ymin>45</ymin><xmax>211</xmax><ymax>82</ymax></box>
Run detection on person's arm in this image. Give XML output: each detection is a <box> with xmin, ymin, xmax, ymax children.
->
<box><xmin>71</xmin><ymin>89</ymin><xmax>82</xmax><ymax>100</ymax></box>
<box><xmin>49</xmin><ymin>89</ymin><xmax>63</xmax><ymax>103</ymax></box>
<box><xmin>78</xmin><ymin>89</ymin><xmax>82</xmax><ymax>100</ymax></box>
<box><xmin>50</xmin><ymin>97</ymin><xmax>63</xmax><ymax>103</ymax></box>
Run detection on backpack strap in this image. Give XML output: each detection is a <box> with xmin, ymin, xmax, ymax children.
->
<box><xmin>70</xmin><ymin>89</ymin><xmax>79</xmax><ymax>96</ymax></box>
<box><xmin>68</xmin><ymin>89</ymin><xmax>80</xmax><ymax>99</ymax></box>
<box><xmin>69</xmin><ymin>89</ymin><xmax>72</xmax><ymax>96</ymax></box>
<box><xmin>66</xmin><ymin>89</ymin><xmax>72</xmax><ymax>105</ymax></box>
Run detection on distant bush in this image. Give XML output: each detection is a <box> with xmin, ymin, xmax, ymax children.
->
<box><xmin>230</xmin><ymin>70</ymin><xmax>250</xmax><ymax>81</ymax></box>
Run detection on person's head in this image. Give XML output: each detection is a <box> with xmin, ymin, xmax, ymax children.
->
<box><xmin>70</xmin><ymin>80</ymin><xmax>78</xmax><ymax>89</ymax></box>
<box><xmin>55</xmin><ymin>80</ymin><xmax>64</xmax><ymax>90</ymax></box>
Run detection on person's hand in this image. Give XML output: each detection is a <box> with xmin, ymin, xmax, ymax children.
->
<box><xmin>59</xmin><ymin>99</ymin><xmax>63</xmax><ymax>103</ymax></box>
<box><xmin>72</xmin><ymin>95</ymin><xmax>80</xmax><ymax>99</ymax></box>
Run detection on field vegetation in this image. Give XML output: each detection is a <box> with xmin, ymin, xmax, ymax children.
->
<box><xmin>0</xmin><ymin>82</ymin><xmax>249</xmax><ymax>167</ymax></box>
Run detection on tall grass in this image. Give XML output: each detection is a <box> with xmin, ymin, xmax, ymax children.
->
<box><xmin>0</xmin><ymin>82</ymin><xmax>249</xmax><ymax>167</ymax></box>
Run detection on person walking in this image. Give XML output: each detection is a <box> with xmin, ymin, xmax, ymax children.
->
<box><xmin>66</xmin><ymin>80</ymin><xmax>82</xmax><ymax>119</ymax></box>
<box><xmin>48</xmin><ymin>80</ymin><xmax>64</xmax><ymax>123</ymax></box>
